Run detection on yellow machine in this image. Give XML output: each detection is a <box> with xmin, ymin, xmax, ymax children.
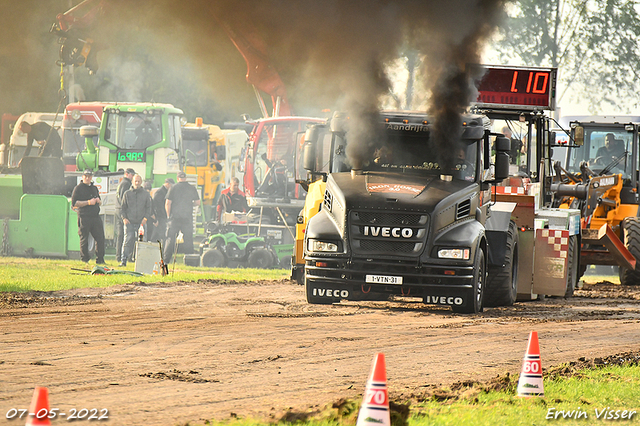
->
<box><xmin>182</xmin><ymin>118</ymin><xmax>248</xmax><ymax>221</ymax></box>
<box><xmin>550</xmin><ymin>117</ymin><xmax>640</xmax><ymax>285</ymax></box>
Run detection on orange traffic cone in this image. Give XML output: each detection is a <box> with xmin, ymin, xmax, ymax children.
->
<box><xmin>517</xmin><ymin>331</ymin><xmax>544</xmax><ymax>397</ymax></box>
<box><xmin>25</xmin><ymin>387</ymin><xmax>51</xmax><ymax>426</ymax></box>
<box><xmin>356</xmin><ymin>353</ymin><xmax>390</xmax><ymax>426</ymax></box>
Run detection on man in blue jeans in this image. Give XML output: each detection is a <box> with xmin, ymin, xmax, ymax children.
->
<box><xmin>120</xmin><ymin>174</ymin><xmax>152</xmax><ymax>267</ymax></box>
<box><xmin>115</xmin><ymin>168</ymin><xmax>135</xmax><ymax>263</ymax></box>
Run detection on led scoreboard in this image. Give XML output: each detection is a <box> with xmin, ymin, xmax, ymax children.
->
<box><xmin>472</xmin><ymin>65</ymin><xmax>557</xmax><ymax>111</ymax></box>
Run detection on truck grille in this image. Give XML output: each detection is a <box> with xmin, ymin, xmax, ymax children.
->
<box><xmin>349</xmin><ymin>210</ymin><xmax>428</xmax><ymax>257</ymax></box>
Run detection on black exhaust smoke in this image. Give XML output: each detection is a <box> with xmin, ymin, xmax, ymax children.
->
<box><xmin>98</xmin><ymin>1</ymin><xmax>505</xmax><ymax>167</ymax></box>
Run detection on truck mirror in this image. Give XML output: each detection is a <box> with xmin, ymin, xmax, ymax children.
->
<box><xmin>79</xmin><ymin>125</ymin><xmax>99</xmax><ymax>138</ymax></box>
<box><xmin>495</xmin><ymin>151</ymin><xmax>510</xmax><ymax>180</ymax></box>
<box><xmin>330</xmin><ymin>111</ymin><xmax>349</xmax><ymax>133</ymax></box>
<box><xmin>303</xmin><ymin>141</ymin><xmax>316</xmax><ymax>172</ymax></box>
<box><xmin>305</xmin><ymin>126</ymin><xmax>319</xmax><ymax>144</ymax></box>
<box><xmin>495</xmin><ymin>135</ymin><xmax>510</xmax><ymax>152</ymax></box>
<box><xmin>573</xmin><ymin>126</ymin><xmax>584</xmax><ymax>146</ymax></box>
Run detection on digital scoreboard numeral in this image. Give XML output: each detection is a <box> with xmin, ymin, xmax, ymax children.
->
<box><xmin>510</xmin><ymin>70</ymin><xmax>549</xmax><ymax>94</ymax></box>
<box><xmin>118</xmin><ymin>151</ymin><xmax>145</xmax><ymax>162</ymax></box>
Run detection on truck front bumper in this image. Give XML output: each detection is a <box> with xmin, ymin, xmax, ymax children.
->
<box><xmin>305</xmin><ymin>257</ymin><xmax>474</xmax><ymax>305</ymax></box>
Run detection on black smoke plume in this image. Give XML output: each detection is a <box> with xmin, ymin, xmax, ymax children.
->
<box><xmin>2</xmin><ymin>1</ymin><xmax>505</xmax><ymax>167</ymax></box>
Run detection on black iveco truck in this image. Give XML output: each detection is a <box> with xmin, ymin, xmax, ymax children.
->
<box><xmin>299</xmin><ymin>111</ymin><xmax>515</xmax><ymax>313</ymax></box>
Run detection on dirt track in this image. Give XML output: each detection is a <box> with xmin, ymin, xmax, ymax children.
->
<box><xmin>1</xmin><ymin>278</ymin><xmax>640</xmax><ymax>426</ymax></box>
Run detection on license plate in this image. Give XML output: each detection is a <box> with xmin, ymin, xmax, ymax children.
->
<box><xmin>365</xmin><ymin>274</ymin><xmax>403</xmax><ymax>285</ymax></box>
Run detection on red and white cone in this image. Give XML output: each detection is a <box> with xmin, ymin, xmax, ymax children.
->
<box><xmin>517</xmin><ymin>331</ymin><xmax>544</xmax><ymax>397</ymax></box>
<box><xmin>356</xmin><ymin>353</ymin><xmax>390</xmax><ymax>426</ymax></box>
<box><xmin>25</xmin><ymin>387</ymin><xmax>51</xmax><ymax>426</ymax></box>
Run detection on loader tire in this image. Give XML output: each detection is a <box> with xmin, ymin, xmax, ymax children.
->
<box><xmin>619</xmin><ymin>217</ymin><xmax>640</xmax><ymax>285</ymax></box>
<box><xmin>201</xmin><ymin>248</ymin><xmax>226</xmax><ymax>268</ymax></box>
<box><xmin>485</xmin><ymin>220</ymin><xmax>518</xmax><ymax>307</ymax></box>
<box><xmin>564</xmin><ymin>235</ymin><xmax>579</xmax><ymax>297</ymax></box>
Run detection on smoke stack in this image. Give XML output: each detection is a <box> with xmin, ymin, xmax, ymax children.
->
<box><xmin>351</xmin><ymin>169</ymin><xmax>363</xmax><ymax>178</ymax></box>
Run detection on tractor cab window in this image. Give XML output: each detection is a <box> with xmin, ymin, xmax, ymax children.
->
<box><xmin>254</xmin><ymin>121</ymin><xmax>310</xmax><ymax>194</ymax></box>
<box><xmin>182</xmin><ymin>128</ymin><xmax>208</xmax><ymax>167</ymax></box>
<box><xmin>168</xmin><ymin>114</ymin><xmax>182</xmax><ymax>150</ymax></box>
<box><xmin>568</xmin><ymin>129</ymin><xmax>631</xmax><ymax>177</ymax></box>
<box><xmin>104</xmin><ymin>112</ymin><xmax>162</xmax><ymax>150</ymax></box>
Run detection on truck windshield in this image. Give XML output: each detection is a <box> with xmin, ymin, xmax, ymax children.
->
<box><xmin>104</xmin><ymin>112</ymin><xmax>162</xmax><ymax>150</ymax></box>
<box><xmin>360</xmin><ymin>133</ymin><xmax>478</xmax><ymax>182</ymax></box>
<box><xmin>567</xmin><ymin>127</ymin><xmax>631</xmax><ymax>177</ymax></box>
<box><xmin>182</xmin><ymin>129</ymin><xmax>209</xmax><ymax>167</ymax></box>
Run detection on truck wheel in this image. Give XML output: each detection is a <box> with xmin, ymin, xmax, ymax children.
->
<box><xmin>619</xmin><ymin>217</ymin><xmax>640</xmax><ymax>285</ymax></box>
<box><xmin>279</xmin><ymin>255</ymin><xmax>292</xmax><ymax>269</ymax></box>
<box><xmin>248</xmin><ymin>248</ymin><xmax>274</xmax><ymax>269</ymax></box>
<box><xmin>564</xmin><ymin>236</ymin><xmax>579</xmax><ymax>297</ymax></box>
<box><xmin>201</xmin><ymin>248</ymin><xmax>226</xmax><ymax>268</ymax></box>
<box><xmin>485</xmin><ymin>221</ymin><xmax>518</xmax><ymax>307</ymax></box>
<box><xmin>452</xmin><ymin>249</ymin><xmax>485</xmax><ymax>314</ymax></box>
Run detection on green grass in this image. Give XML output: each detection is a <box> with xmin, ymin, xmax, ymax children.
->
<box><xmin>408</xmin><ymin>365</ymin><xmax>640</xmax><ymax>425</ymax></box>
<box><xmin>0</xmin><ymin>256</ymin><xmax>289</xmax><ymax>292</ymax></box>
<box><xmin>193</xmin><ymin>366</ymin><xmax>640</xmax><ymax>426</ymax></box>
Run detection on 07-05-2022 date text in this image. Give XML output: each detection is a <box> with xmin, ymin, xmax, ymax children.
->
<box><xmin>6</xmin><ymin>407</ymin><xmax>108</xmax><ymax>421</ymax></box>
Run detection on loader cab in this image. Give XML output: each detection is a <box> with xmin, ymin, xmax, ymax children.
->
<box><xmin>567</xmin><ymin>120</ymin><xmax>639</xmax><ymax>187</ymax></box>
<box><xmin>243</xmin><ymin>116</ymin><xmax>325</xmax><ymax>199</ymax></box>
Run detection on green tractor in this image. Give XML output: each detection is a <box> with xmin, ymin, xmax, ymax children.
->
<box><xmin>76</xmin><ymin>103</ymin><xmax>185</xmax><ymax>186</ymax></box>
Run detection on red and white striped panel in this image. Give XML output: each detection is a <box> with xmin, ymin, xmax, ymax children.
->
<box><xmin>494</xmin><ymin>186</ymin><xmax>526</xmax><ymax>195</ymax></box>
<box><xmin>537</xmin><ymin>229</ymin><xmax>569</xmax><ymax>259</ymax></box>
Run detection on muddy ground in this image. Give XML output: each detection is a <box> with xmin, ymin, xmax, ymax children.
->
<box><xmin>1</xmin><ymin>278</ymin><xmax>639</xmax><ymax>426</ymax></box>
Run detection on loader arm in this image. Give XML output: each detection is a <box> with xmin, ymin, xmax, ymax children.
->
<box><xmin>216</xmin><ymin>20</ymin><xmax>291</xmax><ymax>118</ymax></box>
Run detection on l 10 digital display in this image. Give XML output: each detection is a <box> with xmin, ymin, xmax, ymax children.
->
<box><xmin>473</xmin><ymin>65</ymin><xmax>557</xmax><ymax>110</ymax></box>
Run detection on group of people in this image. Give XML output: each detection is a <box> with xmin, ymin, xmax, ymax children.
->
<box><xmin>72</xmin><ymin>169</ymin><xmax>200</xmax><ymax>266</ymax></box>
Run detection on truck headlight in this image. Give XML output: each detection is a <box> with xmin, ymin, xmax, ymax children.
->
<box><xmin>308</xmin><ymin>239</ymin><xmax>338</xmax><ymax>253</ymax></box>
<box><xmin>437</xmin><ymin>248</ymin><xmax>470</xmax><ymax>260</ymax></box>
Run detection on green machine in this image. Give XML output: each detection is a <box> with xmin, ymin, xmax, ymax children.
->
<box><xmin>0</xmin><ymin>157</ymin><xmax>81</xmax><ymax>258</ymax></box>
<box><xmin>76</xmin><ymin>103</ymin><xmax>185</xmax><ymax>187</ymax></box>
<box><xmin>0</xmin><ymin>102</ymin><xmax>193</xmax><ymax>259</ymax></box>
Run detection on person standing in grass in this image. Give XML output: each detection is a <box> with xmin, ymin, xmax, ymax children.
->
<box><xmin>163</xmin><ymin>171</ymin><xmax>200</xmax><ymax>263</ymax></box>
<box><xmin>119</xmin><ymin>174</ymin><xmax>152</xmax><ymax>267</ymax></box>
<box><xmin>71</xmin><ymin>169</ymin><xmax>105</xmax><ymax>264</ymax></box>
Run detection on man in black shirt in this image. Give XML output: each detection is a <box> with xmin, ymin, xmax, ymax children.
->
<box><xmin>163</xmin><ymin>171</ymin><xmax>200</xmax><ymax>263</ymax></box>
<box><xmin>19</xmin><ymin>121</ymin><xmax>63</xmax><ymax>163</ymax></box>
<box><xmin>71</xmin><ymin>169</ymin><xmax>105</xmax><ymax>264</ymax></box>
<box><xmin>151</xmin><ymin>178</ymin><xmax>174</xmax><ymax>241</ymax></box>
<box><xmin>502</xmin><ymin>126</ymin><xmax>523</xmax><ymax>165</ymax></box>
<box><xmin>115</xmin><ymin>168</ymin><xmax>135</xmax><ymax>263</ymax></box>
